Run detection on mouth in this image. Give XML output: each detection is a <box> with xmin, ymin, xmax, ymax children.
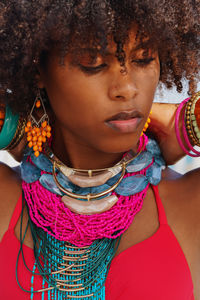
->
<box><xmin>105</xmin><ymin>110</ymin><xmax>143</xmax><ymax>133</ymax></box>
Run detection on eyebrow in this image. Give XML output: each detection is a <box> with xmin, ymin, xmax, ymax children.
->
<box><xmin>133</xmin><ymin>40</ymin><xmax>152</xmax><ymax>51</ymax></box>
<box><xmin>75</xmin><ymin>40</ymin><xmax>152</xmax><ymax>57</ymax></box>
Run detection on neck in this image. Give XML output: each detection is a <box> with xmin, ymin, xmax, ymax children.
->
<box><xmin>52</xmin><ymin>126</ymin><xmax>137</xmax><ymax>170</ymax></box>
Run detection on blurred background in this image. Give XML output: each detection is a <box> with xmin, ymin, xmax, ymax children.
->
<box><xmin>1</xmin><ymin>82</ymin><xmax>200</xmax><ymax>174</ymax></box>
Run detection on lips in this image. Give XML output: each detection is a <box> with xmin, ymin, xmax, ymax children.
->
<box><xmin>106</xmin><ymin>110</ymin><xmax>143</xmax><ymax>122</ymax></box>
<box><xmin>105</xmin><ymin>110</ymin><xmax>143</xmax><ymax>133</ymax></box>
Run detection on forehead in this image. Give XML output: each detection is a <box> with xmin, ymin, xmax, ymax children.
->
<box><xmin>71</xmin><ymin>28</ymin><xmax>151</xmax><ymax>58</ymax></box>
<box><xmin>47</xmin><ymin>25</ymin><xmax>152</xmax><ymax>66</ymax></box>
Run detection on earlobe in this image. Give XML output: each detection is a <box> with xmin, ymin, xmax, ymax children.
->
<box><xmin>34</xmin><ymin>59</ymin><xmax>46</xmax><ymax>88</ymax></box>
<box><xmin>35</xmin><ymin>73</ymin><xmax>45</xmax><ymax>89</ymax></box>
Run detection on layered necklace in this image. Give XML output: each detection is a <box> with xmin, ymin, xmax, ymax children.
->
<box><xmin>18</xmin><ymin>134</ymin><xmax>165</xmax><ymax>299</ymax></box>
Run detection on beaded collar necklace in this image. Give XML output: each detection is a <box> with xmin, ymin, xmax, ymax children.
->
<box><xmin>18</xmin><ymin>134</ymin><xmax>165</xmax><ymax>299</ymax></box>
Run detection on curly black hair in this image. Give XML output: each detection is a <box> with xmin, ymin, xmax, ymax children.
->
<box><xmin>0</xmin><ymin>0</ymin><xmax>199</xmax><ymax>115</ymax></box>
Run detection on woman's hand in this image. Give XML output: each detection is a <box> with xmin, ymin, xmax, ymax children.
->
<box><xmin>149</xmin><ymin>102</ymin><xmax>187</xmax><ymax>165</ymax></box>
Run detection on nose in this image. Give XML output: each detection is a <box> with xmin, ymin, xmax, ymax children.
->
<box><xmin>108</xmin><ymin>69</ymin><xmax>138</xmax><ymax>102</ymax></box>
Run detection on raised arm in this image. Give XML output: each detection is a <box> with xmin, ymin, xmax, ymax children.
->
<box><xmin>149</xmin><ymin>102</ymin><xmax>185</xmax><ymax>165</ymax></box>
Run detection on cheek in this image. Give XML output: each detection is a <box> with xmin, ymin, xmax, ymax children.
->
<box><xmin>139</xmin><ymin>64</ymin><xmax>160</xmax><ymax>99</ymax></box>
<box><xmin>143</xmin><ymin>64</ymin><xmax>160</xmax><ymax>90</ymax></box>
<box><xmin>134</xmin><ymin>65</ymin><xmax>160</xmax><ymax>115</ymax></box>
<box><xmin>46</xmin><ymin>75</ymin><xmax>105</xmax><ymax>132</ymax></box>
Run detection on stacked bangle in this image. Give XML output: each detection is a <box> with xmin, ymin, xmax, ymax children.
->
<box><xmin>0</xmin><ymin>105</ymin><xmax>25</xmax><ymax>150</ymax></box>
<box><xmin>175</xmin><ymin>91</ymin><xmax>200</xmax><ymax>157</ymax></box>
<box><xmin>6</xmin><ymin>116</ymin><xmax>26</xmax><ymax>150</ymax></box>
<box><xmin>185</xmin><ymin>91</ymin><xmax>200</xmax><ymax>146</ymax></box>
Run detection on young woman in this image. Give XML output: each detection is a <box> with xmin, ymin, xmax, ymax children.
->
<box><xmin>0</xmin><ymin>1</ymin><xmax>199</xmax><ymax>299</ymax></box>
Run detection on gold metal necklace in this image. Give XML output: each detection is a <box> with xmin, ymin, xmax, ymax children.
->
<box><xmin>44</xmin><ymin>135</ymin><xmax>145</xmax><ymax>215</ymax></box>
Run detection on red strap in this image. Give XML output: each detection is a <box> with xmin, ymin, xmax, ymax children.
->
<box><xmin>8</xmin><ymin>194</ymin><xmax>22</xmax><ymax>230</ymax></box>
<box><xmin>152</xmin><ymin>185</ymin><xmax>168</xmax><ymax>225</ymax></box>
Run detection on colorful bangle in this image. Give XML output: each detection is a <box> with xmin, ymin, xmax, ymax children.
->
<box><xmin>6</xmin><ymin>117</ymin><xmax>26</xmax><ymax>150</ymax></box>
<box><xmin>182</xmin><ymin>104</ymin><xmax>200</xmax><ymax>155</ymax></box>
<box><xmin>185</xmin><ymin>91</ymin><xmax>200</xmax><ymax>146</ymax></box>
<box><xmin>175</xmin><ymin>98</ymin><xmax>197</xmax><ymax>157</ymax></box>
<box><xmin>175</xmin><ymin>92</ymin><xmax>200</xmax><ymax>157</ymax></box>
<box><xmin>0</xmin><ymin>105</ymin><xmax>20</xmax><ymax>150</ymax></box>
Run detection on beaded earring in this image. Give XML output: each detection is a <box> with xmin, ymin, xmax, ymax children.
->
<box><xmin>141</xmin><ymin>110</ymin><xmax>152</xmax><ymax>136</ymax></box>
<box><xmin>25</xmin><ymin>91</ymin><xmax>51</xmax><ymax>157</ymax></box>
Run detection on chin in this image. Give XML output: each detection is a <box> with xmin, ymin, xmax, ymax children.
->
<box><xmin>96</xmin><ymin>133</ymin><xmax>141</xmax><ymax>154</ymax></box>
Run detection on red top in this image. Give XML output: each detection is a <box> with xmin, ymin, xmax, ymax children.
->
<box><xmin>0</xmin><ymin>186</ymin><xmax>194</xmax><ymax>299</ymax></box>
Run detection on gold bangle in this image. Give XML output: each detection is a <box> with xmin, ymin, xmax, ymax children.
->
<box><xmin>6</xmin><ymin>117</ymin><xmax>26</xmax><ymax>150</ymax></box>
<box><xmin>185</xmin><ymin>91</ymin><xmax>200</xmax><ymax>147</ymax></box>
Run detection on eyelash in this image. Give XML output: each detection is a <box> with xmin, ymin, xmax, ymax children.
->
<box><xmin>132</xmin><ymin>57</ymin><xmax>155</xmax><ymax>66</ymax></box>
<box><xmin>78</xmin><ymin>63</ymin><xmax>107</xmax><ymax>73</ymax></box>
<box><xmin>78</xmin><ymin>57</ymin><xmax>155</xmax><ymax>74</ymax></box>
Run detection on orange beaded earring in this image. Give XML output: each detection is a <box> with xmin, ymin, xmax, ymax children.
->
<box><xmin>25</xmin><ymin>91</ymin><xmax>51</xmax><ymax>157</ymax></box>
<box><xmin>141</xmin><ymin>110</ymin><xmax>152</xmax><ymax>136</ymax></box>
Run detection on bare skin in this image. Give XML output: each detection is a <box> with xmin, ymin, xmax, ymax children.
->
<box><xmin>0</xmin><ymin>28</ymin><xmax>200</xmax><ymax>298</ymax></box>
<box><xmin>38</xmin><ymin>29</ymin><xmax>160</xmax><ymax>169</ymax></box>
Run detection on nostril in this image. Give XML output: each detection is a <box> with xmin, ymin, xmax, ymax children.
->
<box><xmin>108</xmin><ymin>82</ymin><xmax>138</xmax><ymax>102</ymax></box>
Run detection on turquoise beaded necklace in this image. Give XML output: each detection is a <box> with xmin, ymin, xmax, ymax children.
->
<box><xmin>17</xmin><ymin>195</ymin><xmax>121</xmax><ymax>299</ymax></box>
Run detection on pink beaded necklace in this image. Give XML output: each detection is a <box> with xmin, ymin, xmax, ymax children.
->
<box><xmin>22</xmin><ymin>135</ymin><xmax>158</xmax><ymax>247</ymax></box>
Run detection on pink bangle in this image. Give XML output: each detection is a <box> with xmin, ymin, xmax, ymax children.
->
<box><xmin>175</xmin><ymin>98</ymin><xmax>200</xmax><ymax>157</ymax></box>
<box><xmin>182</xmin><ymin>105</ymin><xmax>200</xmax><ymax>155</ymax></box>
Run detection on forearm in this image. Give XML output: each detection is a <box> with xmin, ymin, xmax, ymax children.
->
<box><xmin>149</xmin><ymin>102</ymin><xmax>187</xmax><ymax>165</ymax></box>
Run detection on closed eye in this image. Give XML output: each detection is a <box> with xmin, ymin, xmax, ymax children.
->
<box><xmin>78</xmin><ymin>63</ymin><xmax>107</xmax><ymax>74</ymax></box>
<box><xmin>132</xmin><ymin>57</ymin><xmax>155</xmax><ymax>66</ymax></box>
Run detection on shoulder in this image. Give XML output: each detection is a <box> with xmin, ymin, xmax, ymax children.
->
<box><xmin>0</xmin><ymin>162</ymin><xmax>21</xmax><ymax>189</ymax></box>
<box><xmin>158</xmin><ymin>167</ymin><xmax>200</xmax><ymax>245</ymax></box>
<box><xmin>160</xmin><ymin>167</ymin><xmax>200</xmax><ymax>207</ymax></box>
<box><xmin>159</xmin><ymin>168</ymin><xmax>200</xmax><ymax>293</ymax></box>
<box><xmin>0</xmin><ymin>162</ymin><xmax>21</xmax><ymax>241</ymax></box>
